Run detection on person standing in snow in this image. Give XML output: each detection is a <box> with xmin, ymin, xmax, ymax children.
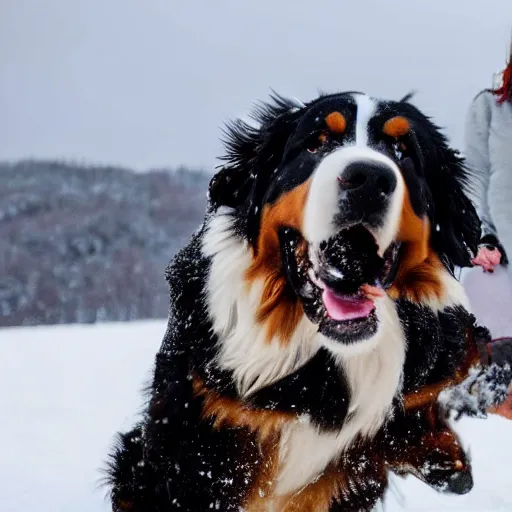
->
<box><xmin>463</xmin><ymin>42</ymin><xmax>512</xmax><ymax>419</ymax></box>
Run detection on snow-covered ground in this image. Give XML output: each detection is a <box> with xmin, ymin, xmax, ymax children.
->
<box><xmin>1</xmin><ymin>320</ymin><xmax>511</xmax><ymax>512</ymax></box>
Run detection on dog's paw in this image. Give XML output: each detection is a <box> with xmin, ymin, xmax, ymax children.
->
<box><xmin>439</xmin><ymin>363</ymin><xmax>512</xmax><ymax>419</ymax></box>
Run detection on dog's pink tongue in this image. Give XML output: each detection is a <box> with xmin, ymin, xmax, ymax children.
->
<box><xmin>322</xmin><ymin>288</ymin><xmax>375</xmax><ymax>321</ymax></box>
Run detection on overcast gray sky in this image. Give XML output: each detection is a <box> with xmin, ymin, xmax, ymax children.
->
<box><xmin>1</xmin><ymin>0</ymin><xmax>511</xmax><ymax>171</ymax></box>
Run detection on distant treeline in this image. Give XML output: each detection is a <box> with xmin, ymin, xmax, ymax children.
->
<box><xmin>0</xmin><ymin>160</ymin><xmax>210</xmax><ymax>327</ymax></box>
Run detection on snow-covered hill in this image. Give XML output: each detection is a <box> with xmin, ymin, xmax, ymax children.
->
<box><xmin>1</xmin><ymin>321</ymin><xmax>511</xmax><ymax>511</ymax></box>
<box><xmin>0</xmin><ymin>161</ymin><xmax>209</xmax><ymax>328</ymax></box>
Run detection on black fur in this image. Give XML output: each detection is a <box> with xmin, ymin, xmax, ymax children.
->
<box><xmin>104</xmin><ymin>247</ymin><xmax>479</xmax><ymax>511</ymax></box>
<box><xmin>105</xmin><ymin>92</ymin><xmax>488</xmax><ymax>511</ymax></box>
<box><xmin>381</xmin><ymin>100</ymin><xmax>481</xmax><ymax>269</ymax></box>
<box><xmin>250</xmin><ymin>348</ymin><xmax>350</xmax><ymax>430</ymax></box>
<box><xmin>383</xmin><ymin>406</ymin><xmax>474</xmax><ymax>495</ymax></box>
<box><xmin>398</xmin><ymin>302</ymin><xmax>479</xmax><ymax>394</ymax></box>
<box><xmin>104</xmin><ymin>239</ymin><xmax>353</xmax><ymax>510</ymax></box>
<box><xmin>212</xmin><ymin>92</ymin><xmax>480</xmax><ymax>269</ymax></box>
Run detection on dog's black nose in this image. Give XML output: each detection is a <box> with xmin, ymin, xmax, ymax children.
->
<box><xmin>338</xmin><ymin>161</ymin><xmax>397</xmax><ymax>198</ymax></box>
<box><xmin>446</xmin><ymin>469</ymin><xmax>473</xmax><ymax>495</ymax></box>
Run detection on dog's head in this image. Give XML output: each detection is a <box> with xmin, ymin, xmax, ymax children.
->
<box><xmin>386</xmin><ymin>404</ymin><xmax>473</xmax><ymax>496</ymax></box>
<box><xmin>207</xmin><ymin>92</ymin><xmax>479</xmax><ymax>352</ymax></box>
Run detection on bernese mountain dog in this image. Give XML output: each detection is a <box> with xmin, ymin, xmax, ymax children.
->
<box><xmin>106</xmin><ymin>92</ymin><xmax>512</xmax><ymax>511</ymax></box>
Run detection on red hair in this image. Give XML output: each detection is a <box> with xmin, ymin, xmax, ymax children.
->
<box><xmin>493</xmin><ymin>44</ymin><xmax>512</xmax><ymax>103</ymax></box>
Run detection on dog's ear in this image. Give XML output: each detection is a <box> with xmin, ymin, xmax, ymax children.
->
<box><xmin>208</xmin><ymin>94</ymin><xmax>304</xmax><ymax>212</ymax></box>
<box><xmin>426</xmin><ymin>143</ymin><xmax>481</xmax><ymax>269</ymax></box>
<box><xmin>208</xmin><ymin>165</ymin><xmax>254</xmax><ymax>210</ymax></box>
<box><xmin>397</xmin><ymin>99</ymin><xmax>481</xmax><ymax>269</ymax></box>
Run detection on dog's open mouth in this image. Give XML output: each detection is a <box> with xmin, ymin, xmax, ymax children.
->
<box><xmin>280</xmin><ymin>224</ymin><xmax>401</xmax><ymax>343</ymax></box>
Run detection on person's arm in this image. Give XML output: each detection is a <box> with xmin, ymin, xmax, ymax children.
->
<box><xmin>464</xmin><ymin>92</ymin><xmax>495</xmax><ymax>236</ymax></box>
<box><xmin>464</xmin><ymin>92</ymin><xmax>506</xmax><ymax>271</ymax></box>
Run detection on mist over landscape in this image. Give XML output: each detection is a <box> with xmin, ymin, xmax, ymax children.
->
<box><xmin>2</xmin><ymin>1</ymin><xmax>512</xmax><ymax>326</ymax></box>
<box><xmin>0</xmin><ymin>161</ymin><xmax>209</xmax><ymax>326</ymax></box>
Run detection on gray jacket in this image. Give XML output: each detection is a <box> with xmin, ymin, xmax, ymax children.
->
<box><xmin>464</xmin><ymin>90</ymin><xmax>512</xmax><ymax>261</ymax></box>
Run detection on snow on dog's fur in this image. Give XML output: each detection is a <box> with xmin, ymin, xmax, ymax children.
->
<box><xmin>106</xmin><ymin>92</ymin><xmax>490</xmax><ymax>512</ymax></box>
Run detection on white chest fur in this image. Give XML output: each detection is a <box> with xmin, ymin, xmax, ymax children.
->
<box><xmin>276</xmin><ymin>296</ymin><xmax>405</xmax><ymax>495</ymax></box>
<box><xmin>203</xmin><ymin>210</ymin><xmax>406</xmax><ymax>495</ymax></box>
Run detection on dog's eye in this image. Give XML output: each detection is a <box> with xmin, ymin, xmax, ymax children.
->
<box><xmin>307</xmin><ymin>132</ymin><xmax>328</xmax><ymax>154</ymax></box>
<box><xmin>392</xmin><ymin>141</ymin><xmax>407</xmax><ymax>160</ymax></box>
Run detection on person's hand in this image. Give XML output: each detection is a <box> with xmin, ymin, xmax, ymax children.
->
<box><xmin>472</xmin><ymin>245</ymin><xmax>502</xmax><ymax>272</ymax></box>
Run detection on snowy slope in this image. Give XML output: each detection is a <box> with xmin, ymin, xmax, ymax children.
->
<box><xmin>1</xmin><ymin>321</ymin><xmax>511</xmax><ymax>512</ymax></box>
<box><xmin>0</xmin><ymin>321</ymin><xmax>163</xmax><ymax>512</ymax></box>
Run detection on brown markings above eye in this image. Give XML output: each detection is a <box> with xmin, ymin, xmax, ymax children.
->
<box><xmin>384</xmin><ymin>116</ymin><xmax>411</xmax><ymax>161</ymax></box>
<box><xmin>383</xmin><ymin>116</ymin><xmax>410</xmax><ymax>138</ymax></box>
<box><xmin>307</xmin><ymin>111</ymin><xmax>348</xmax><ymax>154</ymax></box>
<box><xmin>325</xmin><ymin>111</ymin><xmax>347</xmax><ymax>134</ymax></box>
